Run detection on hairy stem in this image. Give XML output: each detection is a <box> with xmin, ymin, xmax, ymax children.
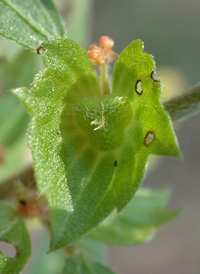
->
<box><xmin>100</xmin><ymin>63</ymin><xmax>110</xmax><ymax>95</ymax></box>
<box><xmin>164</xmin><ymin>83</ymin><xmax>200</xmax><ymax>121</ymax></box>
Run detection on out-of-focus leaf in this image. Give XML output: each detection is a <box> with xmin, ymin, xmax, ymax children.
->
<box><xmin>0</xmin><ymin>0</ymin><xmax>66</xmax><ymax>50</ymax></box>
<box><xmin>90</xmin><ymin>263</ymin><xmax>116</xmax><ymax>274</ymax></box>
<box><xmin>67</xmin><ymin>0</ymin><xmax>93</xmax><ymax>47</ymax></box>
<box><xmin>76</xmin><ymin>238</ymin><xmax>106</xmax><ymax>264</ymax></box>
<box><xmin>0</xmin><ymin>95</ymin><xmax>29</xmax><ymax>146</ymax></box>
<box><xmin>25</xmin><ymin>231</ymin><xmax>106</xmax><ymax>274</ymax></box>
<box><xmin>0</xmin><ymin>136</ymin><xmax>29</xmax><ymax>183</ymax></box>
<box><xmin>0</xmin><ymin>50</ymin><xmax>42</xmax><ymax>182</ymax></box>
<box><xmin>0</xmin><ymin>50</ymin><xmax>42</xmax><ymax>92</ymax></box>
<box><xmin>63</xmin><ymin>257</ymin><xmax>116</xmax><ymax>274</ymax></box>
<box><xmin>0</xmin><ymin>94</ymin><xmax>30</xmax><ymax>182</ymax></box>
<box><xmin>90</xmin><ymin>188</ymin><xmax>180</xmax><ymax>245</ymax></box>
<box><xmin>14</xmin><ymin>38</ymin><xmax>180</xmax><ymax>250</ymax></box>
<box><xmin>0</xmin><ymin>37</ymin><xmax>22</xmax><ymax>61</ymax></box>
<box><xmin>0</xmin><ymin>201</ymin><xmax>31</xmax><ymax>274</ymax></box>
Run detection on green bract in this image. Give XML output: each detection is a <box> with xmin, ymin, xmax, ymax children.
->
<box><xmin>14</xmin><ymin>38</ymin><xmax>180</xmax><ymax>250</ymax></box>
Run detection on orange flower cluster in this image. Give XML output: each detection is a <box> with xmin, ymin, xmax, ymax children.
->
<box><xmin>88</xmin><ymin>36</ymin><xmax>117</xmax><ymax>65</ymax></box>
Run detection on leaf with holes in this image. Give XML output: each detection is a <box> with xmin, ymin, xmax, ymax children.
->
<box><xmin>0</xmin><ymin>201</ymin><xmax>31</xmax><ymax>274</ymax></box>
<box><xmin>63</xmin><ymin>257</ymin><xmax>116</xmax><ymax>274</ymax></box>
<box><xmin>0</xmin><ymin>0</ymin><xmax>66</xmax><ymax>50</ymax></box>
<box><xmin>14</xmin><ymin>38</ymin><xmax>180</xmax><ymax>250</ymax></box>
<box><xmin>90</xmin><ymin>188</ymin><xmax>180</xmax><ymax>245</ymax></box>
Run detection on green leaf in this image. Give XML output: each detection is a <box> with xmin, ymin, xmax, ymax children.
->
<box><xmin>63</xmin><ymin>257</ymin><xmax>116</xmax><ymax>274</ymax></box>
<box><xmin>90</xmin><ymin>188</ymin><xmax>180</xmax><ymax>245</ymax></box>
<box><xmin>14</xmin><ymin>38</ymin><xmax>180</xmax><ymax>250</ymax></box>
<box><xmin>0</xmin><ymin>201</ymin><xmax>31</xmax><ymax>274</ymax></box>
<box><xmin>0</xmin><ymin>0</ymin><xmax>66</xmax><ymax>50</ymax></box>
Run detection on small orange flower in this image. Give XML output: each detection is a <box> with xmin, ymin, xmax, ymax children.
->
<box><xmin>88</xmin><ymin>35</ymin><xmax>117</xmax><ymax>65</ymax></box>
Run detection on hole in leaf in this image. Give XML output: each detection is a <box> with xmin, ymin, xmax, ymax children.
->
<box><xmin>150</xmin><ymin>71</ymin><xmax>160</xmax><ymax>82</ymax></box>
<box><xmin>144</xmin><ymin>131</ymin><xmax>155</xmax><ymax>147</ymax></box>
<box><xmin>37</xmin><ymin>45</ymin><xmax>45</xmax><ymax>55</ymax></box>
<box><xmin>135</xmin><ymin>80</ymin><xmax>143</xmax><ymax>95</ymax></box>
<box><xmin>0</xmin><ymin>241</ymin><xmax>17</xmax><ymax>258</ymax></box>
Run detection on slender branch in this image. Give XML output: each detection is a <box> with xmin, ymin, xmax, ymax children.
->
<box><xmin>164</xmin><ymin>83</ymin><xmax>200</xmax><ymax>121</ymax></box>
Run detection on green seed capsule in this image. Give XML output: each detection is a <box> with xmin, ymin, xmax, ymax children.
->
<box><xmin>75</xmin><ymin>96</ymin><xmax>133</xmax><ymax>151</ymax></box>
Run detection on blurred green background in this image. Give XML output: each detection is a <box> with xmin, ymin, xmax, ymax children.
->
<box><xmin>0</xmin><ymin>0</ymin><xmax>200</xmax><ymax>273</ymax></box>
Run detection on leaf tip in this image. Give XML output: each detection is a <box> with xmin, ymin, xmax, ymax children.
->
<box><xmin>171</xmin><ymin>141</ymin><xmax>182</xmax><ymax>159</ymax></box>
<box><xmin>48</xmin><ymin>240</ymin><xmax>57</xmax><ymax>253</ymax></box>
<box><xmin>131</xmin><ymin>39</ymin><xmax>144</xmax><ymax>51</ymax></box>
<box><xmin>12</xmin><ymin>87</ymin><xmax>33</xmax><ymax>115</ymax></box>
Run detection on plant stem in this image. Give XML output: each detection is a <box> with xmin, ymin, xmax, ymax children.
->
<box><xmin>100</xmin><ymin>63</ymin><xmax>110</xmax><ymax>95</ymax></box>
<box><xmin>164</xmin><ymin>83</ymin><xmax>200</xmax><ymax>121</ymax></box>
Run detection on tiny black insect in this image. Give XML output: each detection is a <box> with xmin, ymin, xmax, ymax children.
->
<box><xmin>114</xmin><ymin>160</ymin><xmax>118</xmax><ymax>166</ymax></box>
